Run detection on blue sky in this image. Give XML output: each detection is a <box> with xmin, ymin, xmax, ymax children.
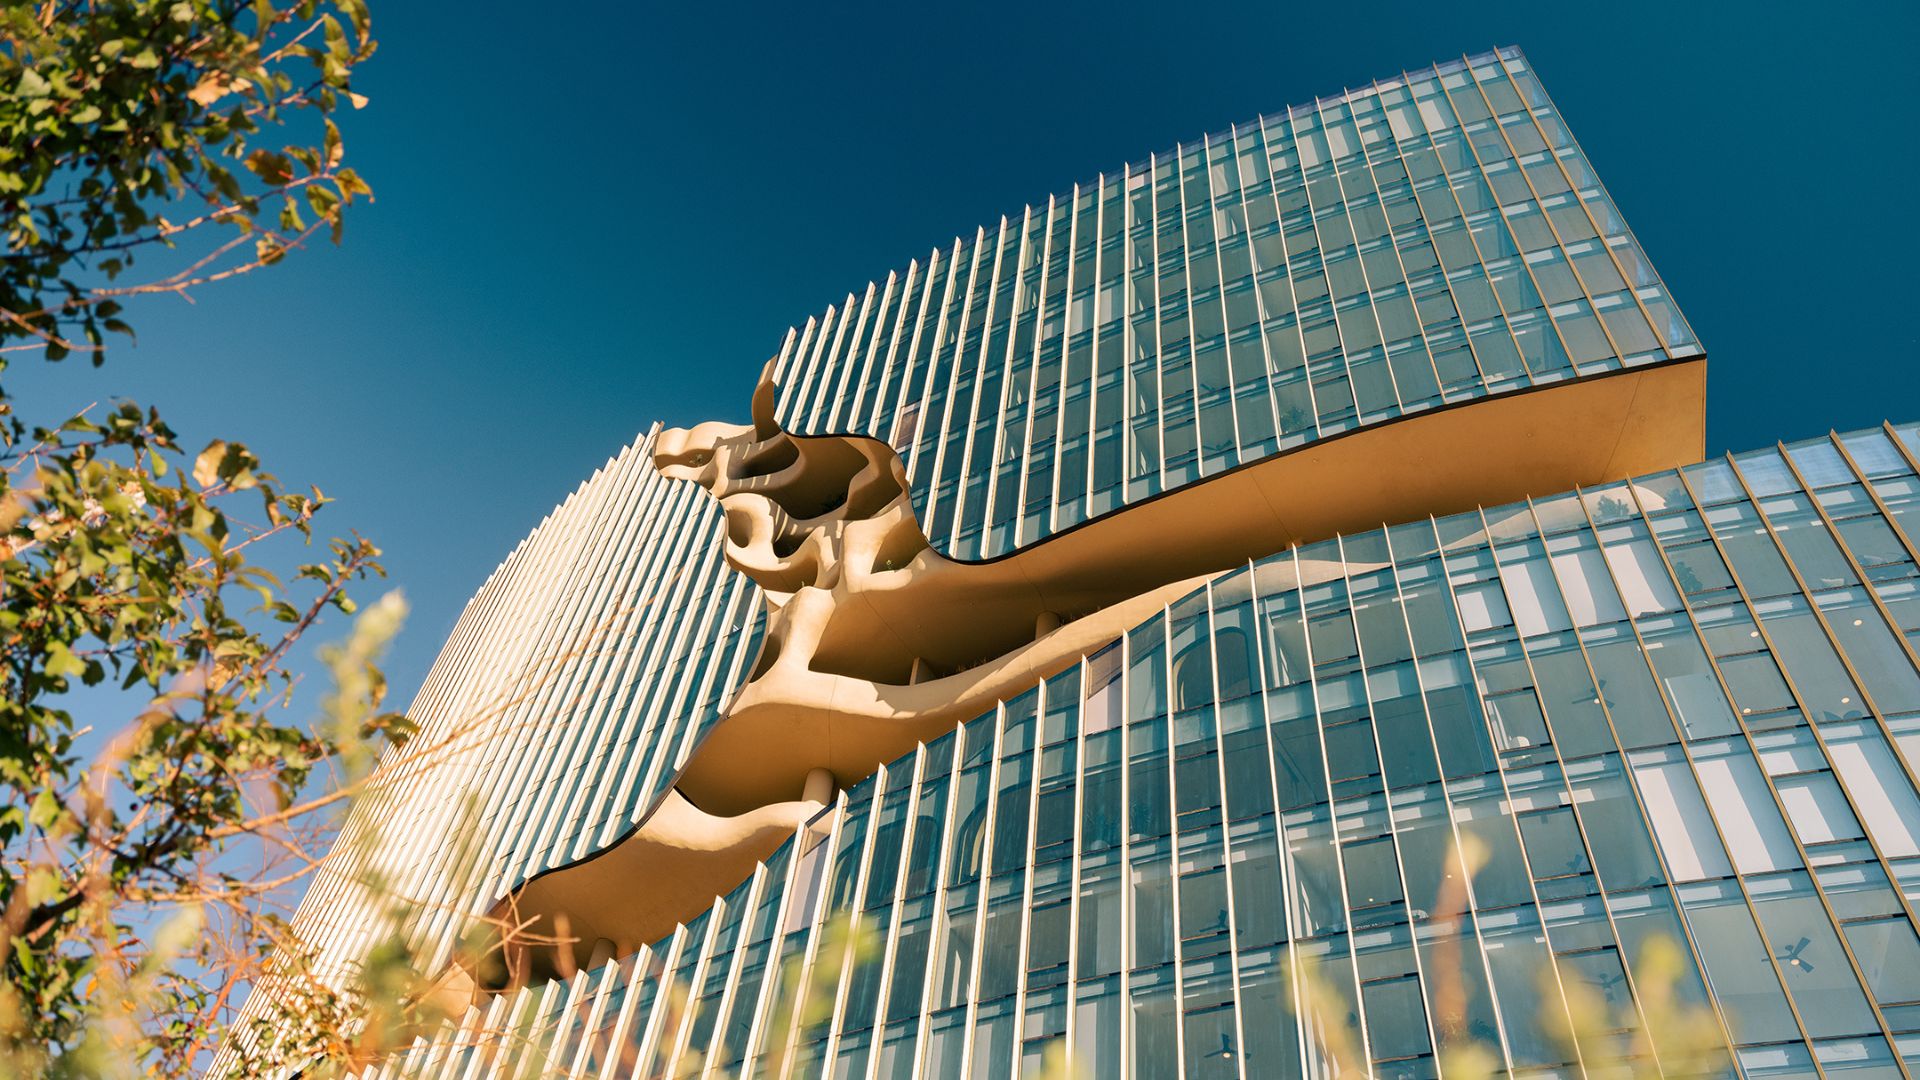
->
<box><xmin>14</xmin><ymin>1</ymin><xmax>1919</xmax><ymax>703</ymax></box>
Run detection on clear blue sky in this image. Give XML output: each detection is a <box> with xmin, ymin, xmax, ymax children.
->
<box><xmin>14</xmin><ymin>1</ymin><xmax>1919</xmax><ymax>704</ymax></box>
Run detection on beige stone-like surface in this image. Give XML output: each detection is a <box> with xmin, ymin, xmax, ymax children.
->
<box><xmin>478</xmin><ymin>356</ymin><xmax>1706</xmax><ymax>988</ymax></box>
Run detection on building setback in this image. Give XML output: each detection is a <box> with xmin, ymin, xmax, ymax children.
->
<box><xmin>235</xmin><ymin>46</ymin><xmax>1920</xmax><ymax>1080</ymax></box>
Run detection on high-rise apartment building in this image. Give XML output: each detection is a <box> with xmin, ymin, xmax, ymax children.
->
<box><xmin>237</xmin><ymin>46</ymin><xmax>1920</xmax><ymax>1080</ymax></box>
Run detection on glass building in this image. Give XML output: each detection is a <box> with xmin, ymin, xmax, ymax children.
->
<box><xmin>767</xmin><ymin>43</ymin><xmax>1697</xmax><ymax>560</ymax></box>
<box><xmin>228</xmin><ymin>47</ymin><xmax>1920</xmax><ymax>1080</ymax></box>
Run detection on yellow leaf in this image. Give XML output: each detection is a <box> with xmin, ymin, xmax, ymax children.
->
<box><xmin>193</xmin><ymin>440</ymin><xmax>227</xmax><ymax>487</ymax></box>
<box><xmin>189</xmin><ymin>73</ymin><xmax>252</xmax><ymax>107</ymax></box>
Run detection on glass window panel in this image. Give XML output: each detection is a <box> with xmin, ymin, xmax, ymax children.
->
<box><xmin>1589</xmin><ymin>485</ymin><xmax>1650</xmax><ymax>522</ymax></box>
<box><xmin>1426</xmin><ymin>680</ymin><xmax>1498</xmax><ymax>778</ymax></box>
<box><xmin>1354</xmin><ymin>593</ymin><xmax>1415</xmax><ymax>665</ymax></box>
<box><xmin>1287</xmin><ymin>813</ymin><xmax>1346</xmax><ymax>936</ymax></box>
<box><xmin>1487</xmin><ymin>690</ymin><xmax>1550</xmax><ymax>751</ymax></box>
<box><xmin>1751</xmin><ymin>879</ymin><xmax>1878</xmax><ymax>1038</ymax></box>
<box><xmin>1416</xmin><ymin>923</ymin><xmax>1503</xmax><ymax>1055</ymax></box>
<box><xmin>1738</xmin><ymin>1042</ymin><xmax>1820</xmax><ymax>1079</ymax></box>
<box><xmin>1739</xmin><ymin>451</ymin><xmax>1801</xmax><ymax>498</ymax></box>
<box><xmin>1222</xmin><ymin>728</ymin><xmax>1274</xmax><ymax>821</ymax></box>
<box><xmin>1078</xmin><ymin>867</ymin><xmax>1122</xmax><ymax>977</ymax></box>
<box><xmin>1518</xmin><ymin>807</ymin><xmax>1592</xmax><ymax>879</ymax></box>
<box><xmin>1666</xmin><ymin>540</ymin><xmax>1735</xmax><ymax>596</ymax></box>
<box><xmin>1630</xmin><ymin>753</ymin><xmax>1734</xmax><ymax>881</ymax></box>
<box><xmin>1266</xmin><ymin>607</ymin><xmax>1311</xmax><ymax>687</ymax></box>
<box><xmin>1296</xmin><ymin>942</ymin><xmax>1365</xmax><ymax>1075</ymax></box>
<box><xmin>1529</xmin><ymin>641</ymin><xmax>1615</xmax><ymax>758</ymax></box>
<box><xmin>1372</xmin><ymin>687</ymin><xmax>1441</xmax><ymax>789</ymax></box>
<box><xmin>1816</xmin><ymin>861</ymin><xmax>1904</xmax><ymax>921</ymax></box>
<box><xmin>978</xmin><ymin>899</ymin><xmax>1023</xmax><ymax>1000</ymax></box>
<box><xmin>1788</xmin><ymin>440</ymin><xmax>1856</xmax><ymax>489</ymax></box>
<box><xmin>1323</xmin><ymin>718</ymin><xmax>1379</xmax><ymax>783</ymax></box>
<box><xmin>1611</xmin><ymin>891</ymin><xmax>1721</xmax><ymax>1048</ymax></box>
<box><xmin>1027</xmin><ymin>901</ymin><xmax>1070</xmax><ymax>981</ymax></box>
<box><xmin>1836</xmin><ymin>517</ymin><xmax>1910</xmax><ymax>568</ymax></box>
<box><xmin>1604</xmin><ymin>535</ymin><xmax>1682</xmax><ymax>615</ymax></box>
<box><xmin>1213</xmin><ymin>615</ymin><xmax>1259</xmax><ymax>702</ymax></box>
<box><xmin>1085</xmin><ymin>646</ymin><xmax>1124</xmax><ymax>732</ymax></box>
<box><xmin>1311</xmin><ymin>610</ymin><xmax>1361</xmax><ymax>667</ymax></box>
<box><xmin>1843</xmin><ymin>917</ymin><xmax>1920</xmax><ymax>1007</ymax></box>
<box><xmin>1131</xmin><ymin>974</ymin><xmax>1180</xmax><ymax>1080</ymax></box>
<box><xmin>1680</xmin><ymin>882</ymin><xmax>1799</xmax><ymax>1044</ymax></box>
<box><xmin>1827</xmin><ymin>598</ymin><xmax>1920</xmax><ymax>714</ymax></box>
<box><xmin>1272</xmin><ymin>711</ymin><xmax>1327</xmax><ymax>810</ymax></box>
<box><xmin>1175</xmin><ymin>751</ymin><xmax>1223</xmax><ymax>821</ymax></box>
<box><xmin>1481</xmin><ymin>915</ymin><xmax>1564</xmax><ymax>1066</ymax></box>
<box><xmin>1551</xmin><ymin>539</ymin><xmax>1629</xmax><ymax>627</ymax></box>
<box><xmin>1841</xmin><ymin>431</ymin><xmax>1909</xmax><ymax>478</ymax></box>
<box><xmin>1392</xmin><ymin>795</ymin><xmax>1459</xmax><ymax>920</ymax></box>
<box><xmin>1401</xmin><ymin>571</ymin><xmax>1465</xmax><ymax>657</ymax></box>
<box><xmin>1081</xmin><ymin>757</ymin><xmax>1121</xmax><ymax>853</ymax></box>
<box><xmin>1827</xmin><ymin>732</ymin><xmax>1920</xmax><ymax>858</ymax></box>
<box><xmin>1343</xmin><ymin>836</ymin><xmax>1406</xmax><ymax>911</ymax></box>
<box><xmin>1361</xmin><ymin>975</ymin><xmax>1432</xmax><ymax>1062</ymax></box>
<box><xmin>1586</xmin><ymin>638</ymin><xmax>1678</xmax><ymax>749</ymax></box>
<box><xmin>1771</xmin><ymin>506</ymin><xmax>1858</xmax><ymax>589</ymax></box>
<box><xmin>1687</xmin><ymin>462</ymin><xmax>1745</xmax><ymax>506</ymax></box>
<box><xmin>1230</xmin><ymin>843</ymin><xmax>1285</xmax><ymax>947</ymax></box>
<box><xmin>1129</xmin><ymin>623</ymin><xmax>1170</xmax><ymax>722</ymax></box>
<box><xmin>1711</xmin><ymin>503</ymin><xmax>1801</xmax><ymax>597</ymax></box>
<box><xmin>1182</xmin><ymin>1003</ymin><xmax>1240</xmax><ymax>1080</ymax></box>
<box><xmin>1455</xmin><ymin>579</ymin><xmax>1512</xmax><ymax>634</ymax></box>
<box><xmin>1722</xmin><ymin>651</ymin><xmax>1799</xmax><ymax>718</ymax></box>
<box><xmin>1499</xmin><ymin>546</ymin><xmax>1574</xmax><ymax>636</ymax></box>
<box><xmin>1173</xmin><ymin>641</ymin><xmax>1217</xmax><ymax>714</ymax></box>
<box><xmin>1180</xmin><ymin>868</ymin><xmax>1232</xmax><ymax>942</ymax></box>
<box><xmin>1130</xmin><ymin>753</ymin><xmax>1171</xmax><ymax>841</ymax></box>
<box><xmin>1762</xmin><ymin>603</ymin><xmax>1868</xmax><ymax>722</ymax></box>
<box><xmin>1234</xmin><ymin>965</ymin><xmax>1303</xmax><ymax>1080</ymax></box>
<box><xmin>1644</xmin><ymin>633</ymin><xmax>1738</xmax><ymax>740</ymax></box>
<box><xmin>1775</xmin><ymin>771</ymin><xmax>1866</xmax><ymax>845</ymax></box>
<box><xmin>1559</xmin><ymin>948</ymin><xmax>1637</xmax><ymax>1029</ymax></box>
<box><xmin>1694</xmin><ymin>743</ymin><xmax>1801</xmax><ymax>874</ymax></box>
<box><xmin>1132</xmin><ymin>859</ymin><xmax>1175</xmax><ymax>967</ymax></box>
<box><xmin>1814</xmin><ymin>1036</ymin><xmax>1903</xmax><ymax>1080</ymax></box>
<box><xmin>1457</xmin><ymin>796</ymin><xmax>1534</xmax><ymax>909</ymax></box>
<box><xmin>1567</xmin><ymin>755</ymin><xmax>1665</xmax><ymax>890</ymax></box>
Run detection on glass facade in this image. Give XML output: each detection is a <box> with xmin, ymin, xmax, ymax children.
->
<box><xmin>374</xmin><ymin>421</ymin><xmax>1920</xmax><ymax>1080</ymax></box>
<box><xmin>256</xmin><ymin>436</ymin><xmax>772</xmax><ymax>987</ymax></box>
<box><xmin>770</xmin><ymin>46</ymin><xmax>1697</xmax><ymax>561</ymax></box>
<box><xmin>242</xmin><ymin>45</ymin><xmax>1920</xmax><ymax>1080</ymax></box>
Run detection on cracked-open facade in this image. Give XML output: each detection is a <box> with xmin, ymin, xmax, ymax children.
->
<box><xmin>237</xmin><ymin>46</ymin><xmax>1920</xmax><ymax>1080</ymax></box>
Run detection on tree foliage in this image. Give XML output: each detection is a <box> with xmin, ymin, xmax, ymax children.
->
<box><xmin>2</xmin><ymin>0</ymin><xmax>374</xmax><ymax>360</ymax></box>
<box><xmin>1</xmin><ymin>1</ymin><xmax>418</xmax><ymax>1075</ymax></box>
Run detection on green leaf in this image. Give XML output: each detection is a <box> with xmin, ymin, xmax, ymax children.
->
<box><xmin>16</xmin><ymin>68</ymin><xmax>52</xmax><ymax>98</ymax></box>
<box><xmin>27</xmin><ymin>789</ymin><xmax>64</xmax><ymax>831</ymax></box>
<box><xmin>305</xmin><ymin>184</ymin><xmax>339</xmax><ymax>221</ymax></box>
<box><xmin>43</xmin><ymin>641</ymin><xmax>84</xmax><ymax>679</ymax></box>
<box><xmin>245</xmin><ymin>149</ymin><xmax>295</xmax><ymax>185</ymax></box>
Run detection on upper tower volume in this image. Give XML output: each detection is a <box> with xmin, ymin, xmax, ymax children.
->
<box><xmin>767</xmin><ymin>46</ymin><xmax>1704</xmax><ymax>562</ymax></box>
